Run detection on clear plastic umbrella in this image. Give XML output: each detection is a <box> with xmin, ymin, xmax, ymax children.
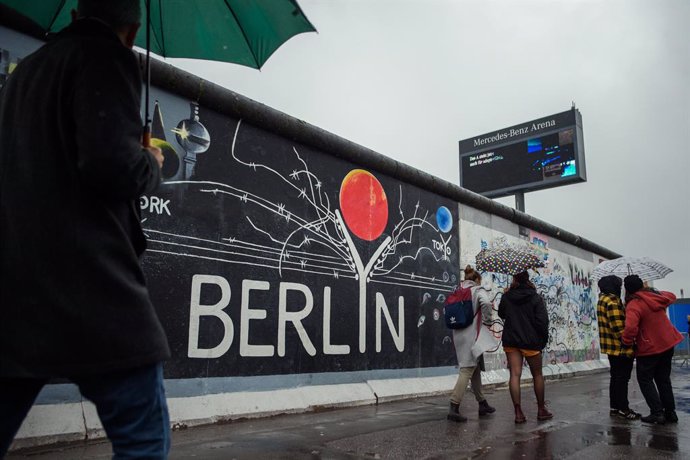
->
<box><xmin>591</xmin><ymin>256</ymin><xmax>672</xmax><ymax>282</ymax></box>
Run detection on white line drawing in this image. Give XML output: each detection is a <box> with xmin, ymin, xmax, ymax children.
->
<box><xmin>144</xmin><ymin>120</ymin><xmax>457</xmax><ymax>351</ymax></box>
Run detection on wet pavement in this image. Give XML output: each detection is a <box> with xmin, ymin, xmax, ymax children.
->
<box><xmin>8</xmin><ymin>365</ymin><xmax>690</xmax><ymax>459</ymax></box>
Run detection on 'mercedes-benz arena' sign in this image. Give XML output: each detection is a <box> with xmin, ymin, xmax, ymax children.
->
<box><xmin>459</xmin><ymin>108</ymin><xmax>587</xmax><ymax>198</ymax></box>
<box><xmin>472</xmin><ymin>119</ymin><xmax>556</xmax><ymax>148</ymax></box>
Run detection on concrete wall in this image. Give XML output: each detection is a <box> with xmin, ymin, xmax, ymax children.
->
<box><xmin>458</xmin><ymin>205</ymin><xmax>601</xmax><ymax>371</ymax></box>
<box><xmin>1</xmin><ymin>25</ymin><xmax>617</xmax><ymax>450</ymax></box>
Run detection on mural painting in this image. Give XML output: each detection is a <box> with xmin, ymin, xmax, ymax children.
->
<box><xmin>460</xmin><ymin>221</ymin><xmax>599</xmax><ymax>369</ymax></box>
<box><xmin>140</xmin><ymin>101</ymin><xmax>461</xmax><ymax>378</ymax></box>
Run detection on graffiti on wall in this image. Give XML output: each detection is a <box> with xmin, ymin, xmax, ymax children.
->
<box><xmin>140</xmin><ymin>101</ymin><xmax>460</xmax><ymax>378</ymax></box>
<box><xmin>461</xmin><ymin>221</ymin><xmax>598</xmax><ymax>368</ymax></box>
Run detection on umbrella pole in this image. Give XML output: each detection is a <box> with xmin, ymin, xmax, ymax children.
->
<box><xmin>142</xmin><ymin>0</ymin><xmax>151</xmax><ymax>148</ymax></box>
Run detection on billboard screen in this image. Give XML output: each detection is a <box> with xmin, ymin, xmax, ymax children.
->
<box><xmin>459</xmin><ymin>108</ymin><xmax>586</xmax><ymax>198</ymax></box>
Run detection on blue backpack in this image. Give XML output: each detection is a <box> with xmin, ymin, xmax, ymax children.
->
<box><xmin>444</xmin><ymin>285</ymin><xmax>477</xmax><ymax>329</ymax></box>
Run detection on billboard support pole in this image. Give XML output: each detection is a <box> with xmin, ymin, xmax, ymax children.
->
<box><xmin>515</xmin><ymin>192</ymin><xmax>525</xmax><ymax>212</ymax></box>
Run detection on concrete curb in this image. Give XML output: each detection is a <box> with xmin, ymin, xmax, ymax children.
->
<box><xmin>11</xmin><ymin>360</ymin><xmax>609</xmax><ymax>451</ymax></box>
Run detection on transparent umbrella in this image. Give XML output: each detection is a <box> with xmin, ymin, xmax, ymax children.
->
<box><xmin>591</xmin><ymin>256</ymin><xmax>672</xmax><ymax>282</ymax></box>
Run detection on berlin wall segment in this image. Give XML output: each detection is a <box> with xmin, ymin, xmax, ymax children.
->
<box><xmin>0</xmin><ymin>23</ymin><xmax>619</xmax><ymax>450</ymax></box>
<box><xmin>139</xmin><ymin>101</ymin><xmax>461</xmax><ymax>379</ymax></box>
<box><xmin>0</xmin><ymin>25</ymin><xmax>614</xmax><ymax>383</ymax></box>
<box><xmin>0</xmin><ymin>26</ymin><xmax>609</xmax><ymax>381</ymax></box>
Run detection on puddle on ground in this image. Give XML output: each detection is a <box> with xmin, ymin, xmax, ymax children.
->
<box><xmin>507</xmin><ymin>423</ymin><xmax>680</xmax><ymax>458</ymax></box>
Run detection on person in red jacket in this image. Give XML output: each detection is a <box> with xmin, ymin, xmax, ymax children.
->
<box><xmin>622</xmin><ymin>275</ymin><xmax>683</xmax><ymax>425</ymax></box>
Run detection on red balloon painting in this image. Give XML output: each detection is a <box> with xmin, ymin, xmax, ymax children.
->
<box><xmin>339</xmin><ymin>169</ymin><xmax>388</xmax><ymax>241</ymax></box>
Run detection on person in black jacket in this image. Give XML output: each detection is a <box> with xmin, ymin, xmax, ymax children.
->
<box><xmin>0</xmin><ymin>1</ymin><xmax>170</xmax><ymax>457</ymax></box>
<box><xmin>498</xmin><ymin>271</ymin><xmax>552</xmax><ymax>423</ymax></box>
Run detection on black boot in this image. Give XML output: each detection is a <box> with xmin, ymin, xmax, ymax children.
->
<box><xmin>478</xmin><ymin>399</ymin><xmax>496</xmax><ymax>416</ymax></box>
<box><xmin>447</xmin><ymin>402</ymin><xmax>467</xmax><ymax>422</ymax></box>
<box><xmin>664</xmin><ymin>410</ymin><xmax>678</xmax><ymax>423</ymax></box>
<box><xmin>641</xmin><ymin>412</ymin><xmax>666</xmax><ymax>425</ymax></box>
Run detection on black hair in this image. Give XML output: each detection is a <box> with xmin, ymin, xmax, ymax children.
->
<box><xmin>624</xmin><ymin>275</ymin><xmax>644</xmax><ymax>296</ymax></box>
<box><xmin>597</xmin><ymin>275</ymin><xmax>622</xmax><ymax>297</ymax></box>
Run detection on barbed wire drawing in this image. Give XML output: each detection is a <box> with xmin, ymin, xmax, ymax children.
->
<box><xmin>143</xmin><ymin>119</ymin><xmax>458</xmax><ymax>352</ymax></box>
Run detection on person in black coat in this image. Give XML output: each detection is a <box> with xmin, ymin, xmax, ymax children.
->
<box><xmin>498</xmin><ymin>271</ymin><xmax>552</xmax><ymax>423</ymax></box>
<box><xmin>0</xmin><ymin>1</ymin><xmax>170</xmax><ymax>457</ymax></box>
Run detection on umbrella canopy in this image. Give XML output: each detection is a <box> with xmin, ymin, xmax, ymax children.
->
<box><xmin>0</xmin><ymin>0</ymin><xmax>316</xmax><ymax>68</ymax></box>
<box><xmin>591</xmin><ymin>257</ymin><xmax>672</xmax><ymax>282</ymax></box>
<box><xmin>1</xmin><ymin>0</ymin><xmax>316</xmax><ymax>144</ymax></box>
<box><xmin>475</xmin><ymin>247</ymin><xmax>546</xmax><ymax>275</ymax></box>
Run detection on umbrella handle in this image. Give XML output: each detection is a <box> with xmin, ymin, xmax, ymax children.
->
<box><xmin>142</xmin><ymin>0</ymin><xmax>152</xmax><ymax>149</ymax></box>
<box><xmin>142</xmin><ymin>123</ymin><xmax>151</xmax><ymax>148</ymax></box>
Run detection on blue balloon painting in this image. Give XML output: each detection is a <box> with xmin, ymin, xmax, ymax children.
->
<box><xmin>436</xmin><ymin>206</ymin><xmax>453</xmax><ymax>233</ymax></box>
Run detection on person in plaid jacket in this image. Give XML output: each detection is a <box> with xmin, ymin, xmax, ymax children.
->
<box><xmin>596</xmin><ymin>275</ymin><xmax>640</xmax><ymax>420</ymax></box>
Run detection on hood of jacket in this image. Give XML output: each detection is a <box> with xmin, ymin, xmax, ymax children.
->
<box><xmin>504</xmin><ymin>285</ymin><xmax>536</xmax><ymax>304</ymax></box>
<box><xmin>460</xmin><ymin>280</ymin><xmax>478</xmax><ymax>289</ymax></box>
<box><xmin>56</xmin><ymin>18</ymin><xmax>124</xmax><ymax>46</ymax></box>
<box><xmin>630</xmin><ymin>289</ymin><xmax>676</xmax><ymax>312</ymax></box>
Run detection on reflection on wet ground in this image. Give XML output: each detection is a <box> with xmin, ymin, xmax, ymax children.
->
<box><xmin>488</xmin><ymin>422</ymin><xmax>680</xmax><ymax>459</ymax></box>
<box><xmin>7</xmin><ymin>366</ymin><xmax>690</xmax><ymax>459</ymax></box>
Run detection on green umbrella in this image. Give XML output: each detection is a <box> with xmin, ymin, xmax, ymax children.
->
<box><xmin>0</xmin><ymin>0</ymin><xmax>316</xmax><ymax>141</ymax></box>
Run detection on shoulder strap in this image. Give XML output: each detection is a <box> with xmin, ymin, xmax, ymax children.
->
<box><xmin>473</xmin><ymin>304</ymin><xmax>482</xmax><ymax>339</ymax></box>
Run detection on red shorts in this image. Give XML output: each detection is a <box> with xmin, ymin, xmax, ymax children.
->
<box><xmin>503</xmin><ymin>346</ymin><xmax>541</xmax><ymax>358</ymax></box>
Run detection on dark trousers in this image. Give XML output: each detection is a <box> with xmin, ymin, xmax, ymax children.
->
<box><xmin>0</xmin><ymin>363</ymin><xmax>170</xmax><ymax>459</ymax></box>
<box><xmin>636</xmin><ymin>347</ymin><xmax>675</xmax><ymax>415</ymax></box>
<box><xmin>607</xmin><ymin>354</ymin><xmax>634</xmax><ymax>410</ymax></box>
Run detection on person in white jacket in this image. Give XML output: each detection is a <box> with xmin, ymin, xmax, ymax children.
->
<box><xmin>448</xmin><ymin>265</ymin><xmax>498</xmax><ymax>422</ymax></box>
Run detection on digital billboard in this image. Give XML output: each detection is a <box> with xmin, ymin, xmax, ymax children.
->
<box><xmin>459</xmin><ymin>108</ymin><xmax>586</xmax><ymax>198</ymax></box>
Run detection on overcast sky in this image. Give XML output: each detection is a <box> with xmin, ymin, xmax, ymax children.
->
<box><xmin>169</xmin><ymin>0</ymin><xmax>689</xmax><ymax>296</ymax></box>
